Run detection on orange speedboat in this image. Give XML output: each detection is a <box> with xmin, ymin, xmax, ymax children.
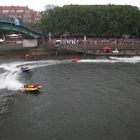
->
<box><xmin>71</xmin><ymin>58</ymin><xmax>80</xmax><ymax>62</ymax></box>
<box><xmin>22</xmin><ymin>84</ymin><xmax>42</xmax><ymax>92</ymax></box>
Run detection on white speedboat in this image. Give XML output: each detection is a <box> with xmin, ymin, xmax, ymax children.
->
<box><xmin>109</xmin><ymin>56</ymin><xmax>119</xmax><ymax>60</ymax></box>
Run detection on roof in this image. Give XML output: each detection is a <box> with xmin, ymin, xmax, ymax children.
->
<box><xmin>0</xmin><ymin>6</ymin><xmax>30</xmax><ymax>10</ymax></box>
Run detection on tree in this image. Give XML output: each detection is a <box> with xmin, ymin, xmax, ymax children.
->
<box><xmin>40</xmin><ymin>5</ymin><xmax>140</xmax><ymax>37</ymax></box>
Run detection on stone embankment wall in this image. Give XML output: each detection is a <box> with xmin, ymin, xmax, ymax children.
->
<box><xmin>0</xmin><ymin>42</ymin><xmax>140</xmax><ymax>57</ymax></box>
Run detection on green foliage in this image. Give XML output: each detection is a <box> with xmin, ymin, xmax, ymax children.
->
<box><xmin>40</xmin><ymin>5</ymin><xmax>140</xmax><ymax>37</ymax></box>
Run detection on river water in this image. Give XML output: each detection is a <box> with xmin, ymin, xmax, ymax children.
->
<box><xmin>0</xmin><ymin>56</ymin><xmax>140</xmax><ymax>140</ymax></box>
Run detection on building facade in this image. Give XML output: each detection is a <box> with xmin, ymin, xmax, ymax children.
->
<box><xmin>0</xmin><ymin>6</ymin><xmax>42</xmax><ymax>24</ymax></box>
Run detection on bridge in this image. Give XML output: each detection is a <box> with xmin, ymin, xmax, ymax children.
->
<box><xmin>0</xmin><ymin>15</ymin><xmax>43</xmax><ymax>38</ymax></box>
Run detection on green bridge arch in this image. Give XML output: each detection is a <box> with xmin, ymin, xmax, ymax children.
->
<box><xmin>0</xmin><ymin>16</ymin><xmax>43</xmax><ymax>38</ymax></box>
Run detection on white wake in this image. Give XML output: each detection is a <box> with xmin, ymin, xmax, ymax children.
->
<box><xmin>0</xmin><ymin>60</ymin><xmax>64</xmax><ymax>91</ymax></box>
<box><xmin>0</xmin><ymin>56</ymin><xmax>139</xmax><ymax>91</ymax></box>
<box><xmin>79</xmin><ymin>56</ymin><xmax>140</xmax><ymax>63</ymax></box>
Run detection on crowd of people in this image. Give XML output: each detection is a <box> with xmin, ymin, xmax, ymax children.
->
<box><xmin>53</xmin><ymin>37</ymin><xmax>140</xmax><ymax>46</ymax></box>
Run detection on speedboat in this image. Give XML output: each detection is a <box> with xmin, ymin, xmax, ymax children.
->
<box><xmin>109</xmin><ymin>56</ymin><xmax>119</xmax><ymax>60</ymax></box>
<box><xmin>71</xmin><ymin>57</ymin><xmax>80</xmax><ymax>62</ymax></box>
<box><xmin>21</xmin><ymin>66</ymin><xmax>30</xmax><ymax>72</ymax></box>
<box><xmin>22</xmin><ymin>84</ymin><xmax>42</xmax><ymax>92</ymax></box>
<box><xmin>21</xmin><ymin>53</ymin><xmax>33</xmax><ymax>59</ymax></box>
<box><xmin>32</xmin><ymin>83</ymin><xmax>42</xmax><ymax>89</ymax></box>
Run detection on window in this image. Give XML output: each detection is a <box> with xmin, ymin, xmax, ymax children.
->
<box><xmin>2</xmin><ymin>10</ymin><xmax>9</xmax><ymax>13</ymax></box>
<box><xmin>25</xmin><ymin>10</ymin><xmax>30</xmax><ymax>13</ymax></box>
<box><xmin>17</xmin><ymin>10</ymin><xmax>24</xmax><ymax>13</ymax></box>
<box><xmin>10</xmin><ymin>10</ymin><xmax>15</xmax><ymax>13</ymax></box>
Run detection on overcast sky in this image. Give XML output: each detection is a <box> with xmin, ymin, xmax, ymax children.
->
<box><xmin>0</xmin><ymin>0</ymin><xmax>139</xmax><ymax>11</ymax></box>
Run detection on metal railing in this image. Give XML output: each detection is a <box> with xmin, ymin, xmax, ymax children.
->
<box><xmin>0</xmin><ymin>15</ymin><xmax>42</xmax><ymax>35</ymax></box>
<box><xmin>0</xmin><ymin>15</ymin><xmax>15</xmax><ymax>23</ymax></box>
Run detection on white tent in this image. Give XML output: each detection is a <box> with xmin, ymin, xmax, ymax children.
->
<box><xmin>0</xmin><ymin>39</ymin><xmax>4</xmax><ymax>42</ymax></box>
<box><xmin>9</xmin><ymin>34</ymin><xmax>18</xmax><ymax>37</ymax></box>
<box><xmin>55</xmin><ymin>40</ymin><xmax>61</xmax><ymax>43</ymax></box>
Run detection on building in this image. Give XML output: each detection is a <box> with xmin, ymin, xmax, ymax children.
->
<box><xmin>0</xmin><ymin>6</ymin><xmax>42</xmax><ymax>24</ymax></box>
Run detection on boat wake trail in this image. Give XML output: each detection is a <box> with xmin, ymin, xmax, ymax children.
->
<box><xmin>0</xmin><ymin>56</ymin><xmax>139</xmax><ymax>91</ymax></box>
<box><xmin>79</xmin><ymin>56</ymin><xmax>140</xmax><ymax>63</ymax></box>
<box><xmin>0</xmin><ymin>60</ymin><xmax>66</xmax><ymax>91</ymax></box>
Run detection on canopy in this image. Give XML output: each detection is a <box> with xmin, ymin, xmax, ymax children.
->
<box><xmin>55</xmin><ymin>40</ymin><xmax>61</xmax><ymax>43</ymax></box>
<box><xmin>102</xmin><ymin>45</ymin><xmax>111</xmax><ymax>52</ymax></box>
<box><xmin>10</xmin><ymin>34</ymin><xmax>18</xmax><ymax>37</ymax></box>
<box><xmin>0</xmin><ymin>39</ymin><xmax>4</xmax><ymax>42</ymax></box>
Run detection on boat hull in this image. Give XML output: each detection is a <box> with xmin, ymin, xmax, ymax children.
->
<box><xmin>109</xmin><ymin>56</ymin><xmax>119</xmax><ymax>60</ymax></box>
<box><xmin>22</xmin><ymin>84</ymin><xmax>42</xmax><ymax>92</ymax></box>
<box><xmin>71</xmin><ymin>58</ymin><xmax>80</xmax><ymax>62</ymax></box>
<box><xmin>21</xmin><ymin>67</ymin><xmax>30</xmax><ymax>72</ymax></box>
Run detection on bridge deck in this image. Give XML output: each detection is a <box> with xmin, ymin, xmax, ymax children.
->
<box><xmin>0</xmin><ymin>15</ymin><xmax>43</xmax><ymax>38</ymax></box>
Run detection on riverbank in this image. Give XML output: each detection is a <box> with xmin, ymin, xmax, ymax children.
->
<box><xmin>0</xmin><ymin>43</ymin><xmax>140</xmax><ymax>58</ymax></box>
